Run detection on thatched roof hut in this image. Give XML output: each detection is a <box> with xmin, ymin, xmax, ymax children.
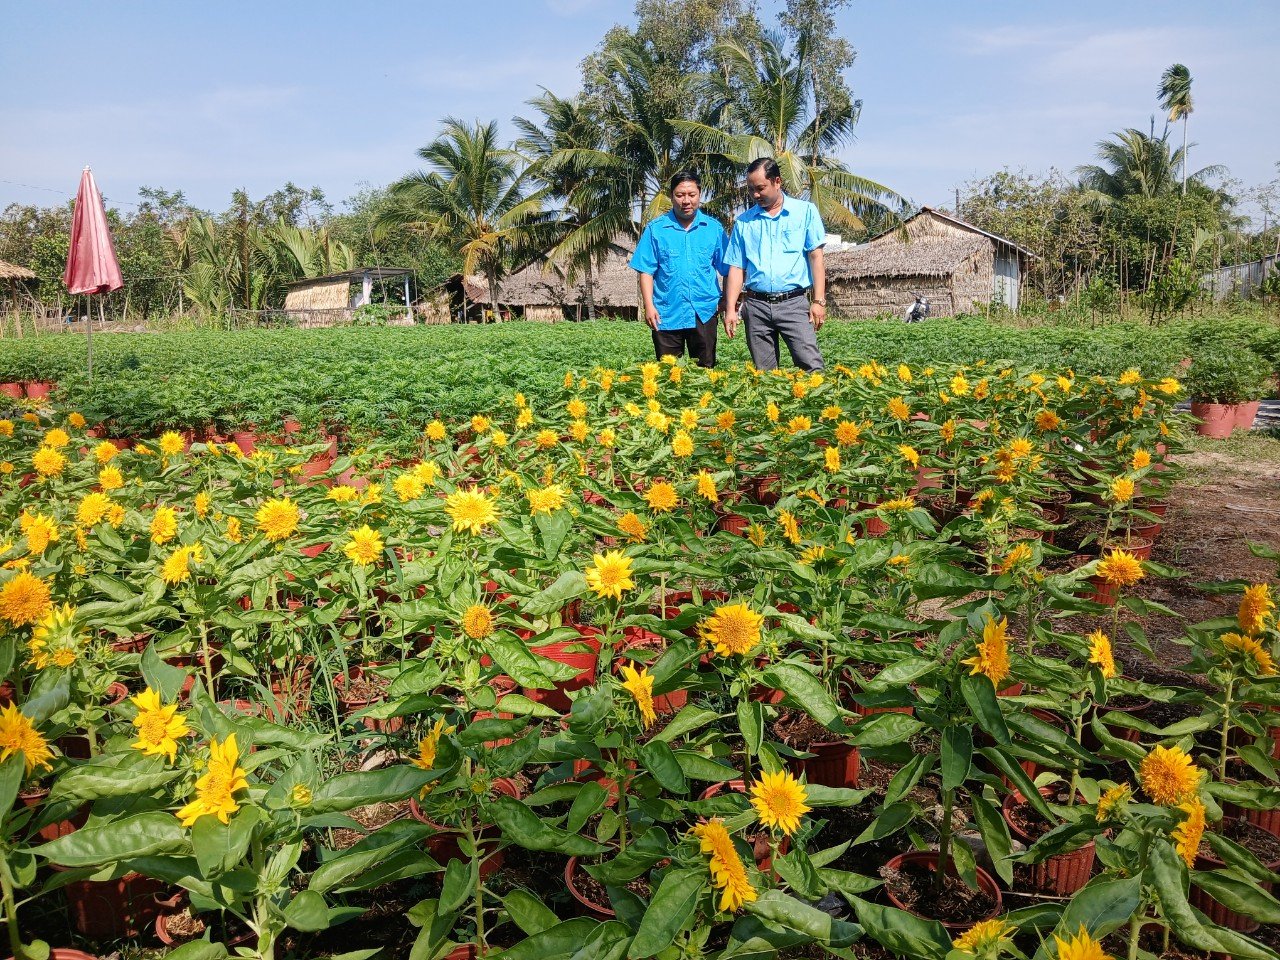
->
<box><xmin>825</xmin><ymin>208</ymin><xmax>1031</xmax><ymax>319</ymax></box>
<box><xmin>450</xmin><ymin>237</ymin><xmax>640</xmax><ymax>322</ymax></box>
<box><xmin>0</xmin><ymin>259</ymin><xmax>36</xmax><ymax>282</ymax></box>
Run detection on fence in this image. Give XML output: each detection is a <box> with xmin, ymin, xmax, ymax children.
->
<box><xmin>1201</xmin><ymin>254</ymin><xmax>1278</xmax><ymax>302</ymax></box>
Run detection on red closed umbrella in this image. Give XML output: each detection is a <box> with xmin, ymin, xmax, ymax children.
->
<box><xmin>64</xmin><ymin>167</ymin><xmax>123</xmax><ymax>382</ymax></box>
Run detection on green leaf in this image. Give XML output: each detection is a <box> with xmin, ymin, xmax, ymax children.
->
<box><xmin>535</xmin><ymin>509</ymin><xmax>573</xmax><ymax>561</ymax></box>
<box><xmin>486</xmin><ymin>634</ymin><xmax>579</xmax><ymax>688</ymax></box>
<box><xmin>960</xmin><ymin>673</ymin><xmax>1009</xmax><ymax>745</ymax></box>
<box><xmin>161</xmin><ymin>940</ymin><xmax>230</xmax><ymax>960</ymax></box>
<box><xmin>854</xmin><ymin>801</ymin><xmax>914</xmax><ymax>845</ymax></box>
<box><xmin>976</xmin><ymin>747</ymin><xmax>1052</xmax><ymax>821</ymax></box>
<box><xmin>308</xmin><ymin>822</ymin><xmax>437</xmax><ymax>893</ymax></box>
<box><xmin>488</xmin><ymin>795</ymin><xmax>608</xmax><ymax>856</ymax></box>
<box><xmin>523</xmin><ymin>571</ymin><xmax>588</xmax><ymax>616</ymax></box>
<box><xmin>652</xmin><ymin>705</ymin><xmax>720</xmax><ymax>743</ymax></box>
<box><xmin>885</xmin><ymin>754</ymin><xmax>935</xmax><ymax>807</ymax></box>
<box><xmin>672</xmin><ymin>751</ymin><xmax>738</xmax><ymax>783</ymax></box>
<box><xmin>762</xmin><ymin>663</ymin><xmax>839</xmax><ymax>726</ymax></box>
<box><xmin>192</xmin><ymin>807</ymin><xmax>259</xmax><ymax>878</ymax></box>
<box><xmin>0</xmin><ymin>755</ymin><xmax>26</xmax><ymax>818</ymax></box>
<box><xmin>50</xmin><ymin>751</ymin><xmax>183</xmax><ymax>804</ymax></box>
<box><xmin>310</xmin><ymin>765</ymin><xmax>436</xmax><ymax>813</ymax></box>
<box><xmin>142</xmin><ymin>640</ymin><xmax>190</xmax><ymax>703</ymax></box>
<box><xmin>39</xmin><ymin>811</ymin><xmax>190</xmax><ymax>866</ymax></box>
<box><xmin>629</xmin><ymin>868</ymin><xmax>704</xmax><ymax>958</ymax></box>
<box><xmin>970</xmin><ymin>792</ymin><xmax>1013</xmax><ymax>886</ymax></box>
<box><xmin>852</xmin><ymin>712</ymin><xmax>924</xmax><ymax>747</ymax></box>
<box><xmin>744</xmin><ymin>889</ymin><xmax>862</xmax><ymax>947</ymax></box>
<box><xmin>283</xmin><ymin>889</ymin><xmax>332</xmax><ymax>932</ymax></box>
<box><xmin>1191</xmin><ymin>869</ymin><xmax>1280</xmax><ymax>924</ymax></box>
<box><xmin>850</xmin><ymin>897</ymin><xmax>949</xmax><ymax>960</ymax></box>
<box><xmin>738</xmin><ymin>700</ymin><xmax>764</xmax><ymax>755</ymax></box>
<box><xmin>503</xmin><ymin>890</ymin><xmax>560</xmax><ymax>937</ymax></box>
<box><xmin>489</xmin><ymin>919</ymin><xmax>605</xmax><ymax>960</ymax></box>
<box><xmin>941</xmin><ymin>726</ymin><xmax>972</xmax><ymax>792</ymax></box>
<box><xmin>639</xmin><ymin>740</ymin><xmax>687</xmax><ymax>794</ymax></box>
<box><xmin>567</xmin><ymin>782</ymin><xmax>610</xmax><ymax>834</ymax></box>
<box><xmin>439</xmin><ymin>857</ymin><xmax>474</xmax><ymax>915</ymax></box>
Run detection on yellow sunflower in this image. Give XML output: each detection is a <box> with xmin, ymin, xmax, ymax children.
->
<box><xmin>699</xmin><ymin>602</ymin><xmax>763</xmax><ymax>657</ymax></box>
<box><xmin>175</xmin><ymin>734</ymin><xmax>249</xmax><ymax>827</ymax></box>
<box><xmin>1095</xmin><ymin>549</ymin><xmax>1144</xmax><ymax>589</ymax></box>
<box><xmin>951</xmin><ymin>918</ymin><xmax>1014</xmax><ymax>954</ymax></box>
<box><xmin>1171</xmin><ymin>797</ymin><xmax>1206</xmax><ymax>868</ymax></box>
<box><xmin>644</xmin><ymin>481</ymin><xmax>679</xmax><ymax>513</ymax></box>
<box><xmin>0</xmin><ymin>572</ymin><xmax>52</xmax><ymax>626</ymax></box>
<box><xmin>130</xmin><ymin>688</ymin><xmax>190</xmax><ymax>764</ymax></box>
<box><xmin>619</xmin><ymin>664</ymin><xmax>656</xmax><ymax>729</ymax></box>
<box><xmin>585</xmin><ymin>550</ymin><xmax>635</xmax><ymax>601</ymax></box>
<box><xmin>1238</xmin><ymin>584</ymin><xmax>1275</xmax><ymax>636</ymax></box>
<box><xmin>527</xmin><ymin>484</ymin><xmax>568</xmax><ymax>516</ymax></box>
<box><xmin>1087</xmin><ymin>629</ymin><xmax>1118</xmax><ymax>679</ymax></box>
<box><xmin>0</xmin><ymin>704</ymin><xmax>53</xmax><ymax>775</ymax></box>
<box><xmin>692</xmin><ymin>819</ymin><xmax>757</xmax><ymax>912</ymax></box>
<box><xmin>750</xmin><ymin>770</ymin><xmax>811</xmax><ymax>836</ymax></box>
<box><xmin>32</xmin><ymin>446</ymin><xmax>65</xmax><ymax>477</ymax></box>
<box><xmin>1138</xmin><ymin>744</ymin><xmax>1200</xmax><ymax>806</ymax></box>
<box><xmin>1053</xmin><ymin>925</ymin><xmax>1113</xmax><ymax>960</ymax></box>
<box><xmin>445</xmin><ymin>489</ymin><xmax>499</xmax><ymax>535</ymax></box>
<box><xmin>962</xmin><ymin>616</ymin><xmax>1011</xmax><ymax>688</ymax></box>
<box><xmin>160</xmin><ymin>543</ymin><xmax>204</xmax><ymax>586</ymax></box>
<box><xmin>343</xmin><ymin>525</ymin><xmax>384</xmax><ymax>567</ymax></box>
<box><xmin>461</xmin><ymin>604</ymin><xmax>494</xmax><ymax>640</ymax></box>
<box><xmin>1221</xmin><ymin>632</ymin><xmax>1276</xmax><ymax>676</ymax></box>
<box><xmin>255</xmin><ymin>498</ymin><xmax>300</xmax><ymax>542</ymax></box>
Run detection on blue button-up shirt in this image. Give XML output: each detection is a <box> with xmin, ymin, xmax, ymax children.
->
<box><xmin>629</xmin><ymin>210</ymin><xmax>728</xmax><ymax>331</ymax></box>
<box><xmin>724</xmin><ymin>195</ymin><xmax>826</xmax><ymax>294</ymax></box>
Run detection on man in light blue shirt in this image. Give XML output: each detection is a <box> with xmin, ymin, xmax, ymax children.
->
<box><xmin>723</xmin><ymin>158</ymin><xmax>828</xmax><ymax>371</ymax></box>
<box><xmin>629</xmin><ymin>171</ymin><xmax>728</xmax><ymax>367</ymax></box>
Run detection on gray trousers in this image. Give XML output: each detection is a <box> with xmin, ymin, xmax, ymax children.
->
<box><xmin>741</xmin><ymin>295</ymin><xmax>824</xmax><ymax>371</ymax></box>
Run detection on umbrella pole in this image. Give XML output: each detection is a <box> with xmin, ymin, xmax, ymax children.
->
<box><xmin>87</xmin><ymin>295</ymin><xmax>95</xmax><ymax>384</ymax></box>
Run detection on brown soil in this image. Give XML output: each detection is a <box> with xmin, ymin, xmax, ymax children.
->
<box><xmin>1104</xmin><ymin>693</ymin><xmax>1149</xmax><ymax>711</ymax></box>
<box><xmin>163</xmin><ymin>907</ymin><xmax>207</xmax><ymax>939</ymax></box>
<box><xmin>1201</xmin><ymin>817</ymin><xmax>1280</xmax><ymax>864</ymax></box>
<box><xmin>879</xmin><ymin>860</ymin><xmax>996</xmax><ymax>926</ymax></box>
<box><xmin>772</xmin><ymin>708</ymin><xmax>846</xmax><ymax>750</ymax></box>
<box><xmin>330</xmin><ymin>800</ymin><xmax>410</xmax><ymax>849</ymax></box>
<box><xmin>574</xmin><ymin>862</ymin><xmax>650</xmax><ymax>914</ymax></box>
<box><xmin>1004</xmin><ymin>792</ymin><xmax>1074</xmax><ymax>843</ymax></box>
<box><xmin>340</xmin><ymin>673</ymin><xmax>391</xmax><ymax>702</ymax></box>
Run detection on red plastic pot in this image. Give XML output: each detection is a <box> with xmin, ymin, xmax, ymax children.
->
<box><xmin>1001</xmin><ymin>789</ymin><xmax>1096</xmax><ymax>896</ymax></box>
<box><xmin>715</xmin><ymin>511</ymin><xmax>750</xmax><ymax>536</ymax></box>
<box><xmin>24</xmin><ymin>381</ymin><xmax>54</xmax><ymax>400</ymax></box>
<box><xmin>333</xmin><ymin>664</ymin><xmax>402</xmax><ymax>733</ymax></box>
<box><xmin>565</xmin><ymin>856</ymin><xmax>616</xmax><ymax>920</ymax></box>
<box><xmin>1234</xmin><ymin>399</ymin><xmax>1261</xmax><ymax>431</ymax></box>
<box><xmin>857</xmin><ymin>502</ymin><xmax>890</xmax><ymax>538</ymax></box>
<box><xmin>409</xmin><ymin>777</ymin><xmax>521</xmax><ymax>879</ymax></box>
<box><xmin>58</xmin><ymin>868</ymin><xmax>165</xmax><ymax>940</ymax></box>
<box><xmin>8</xmin><ymin>951</ymin><xmax>98</xmax><ymax>960</ymax></box>
<box><xmin>881</xmin><ymin>851</ymin><xmax>1002</xmax><ymax>932</ymax></box>
<box><xmin>231</xmin><ymin>430</ymin><xmax>258</xmax><ymax>455</ymax></box>
<box><xmin>1190</xmin><ymin>401</ymin><xmax>1236</xmax><ymax>439</ymax></box>
<box><xmin>0</xmin><ymin>382</ymin><xmax>23</xmax><ymax>400</ymax></box>
<box><xmin>522</xmin><ymin>626</ymin><xmax>601</xmax><ymax>712</ymax></box>
<box><xmin>790</xmin><ymin>739</ymin><xmax>860</xmax><ymax>789</ymax></box>
<box><xmin>18</xmin><ymin>786</ymin><xmax>88</xmax><ymax>842</ymax></box>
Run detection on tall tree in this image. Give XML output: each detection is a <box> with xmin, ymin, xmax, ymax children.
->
<box><xmin>677</xmin><ymin>30</ymin><xmax>906</xmax><ymax>234</ymax></box>
<box><xmin>514</xmin><ymin>91</ymin><xmax>630</xmax><ymax>320</ymax></box>
<box><xmin>1158</xmin><ymin>64</ymin><xmax>1194</xmax><ymax>196</ymax></box>
<box><xmin>378</xmin><ymin>118</ymin><xmax>550</xmax><ymax>317</ymax></box>
<box><xmin>1075</xmin><ymin>124</ymin><xmax>1222</xmax><ymax>202</ymax></box>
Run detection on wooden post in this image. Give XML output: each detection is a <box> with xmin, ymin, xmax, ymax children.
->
<box><xmin>403</xmin><ymin>275</ymin><xmax>413</xmax><ymax>324</ymax></box>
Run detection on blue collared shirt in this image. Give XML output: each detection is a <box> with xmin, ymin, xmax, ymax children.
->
<box><xmin>629</xmin><ymin>210</ymin><xmax>728</xmax><ymax>331</ymax></box>
<box><xmin>724</xmin><ymin>195</ymin><xmax>826</xmax><ymax>294</ymax></box>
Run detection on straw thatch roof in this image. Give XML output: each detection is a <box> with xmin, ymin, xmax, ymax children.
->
<box><xmin>826</xmin><ymin>236</ymin><xmax>987</xmax><ymax>280</ymax></box>
<box><xmin>464</xmin><ymin>237</ymin><xmax>640</xmax><ymax>308</ymax></box>
<box><xmin>0</xmin><ymin>259</ymin><xmax>36</xmax><ymax>281</ymax></box>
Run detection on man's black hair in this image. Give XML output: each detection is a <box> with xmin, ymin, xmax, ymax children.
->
<box><xmin>668</xmin><ymin>170</ymin><xmax>701</xmax><ymax>193</ymax></box>
<box><xmin>746</xmin><ymin>157</ymin><xmax>781</xmax><ymax>181</ymax></box>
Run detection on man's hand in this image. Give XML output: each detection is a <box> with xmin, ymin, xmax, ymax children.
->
<box><xmin>724</xmin><ymin>310</ymin><xmax>739</xmax><ymax>339</ymax></box>
<box><xmin>645</xmin><ymin>305</ymin><xmax>661</xmax><ymax>330</ymax></box>
<box><xmin>809</xmin><ymin>301</ymin><xmax>826</xmax><ymax>331</ymax></box>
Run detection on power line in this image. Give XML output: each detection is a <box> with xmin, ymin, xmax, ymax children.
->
<box><xmin>0</xmin><ymin>177</ymin><xmax>143</xmax><ymax>210</ymax></box>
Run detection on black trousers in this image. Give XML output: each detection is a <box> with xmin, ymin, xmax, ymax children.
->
<box><xmin>652</xmin><ymin>314</ymin><xmax>718</xmax><ymax>368</ymax></box>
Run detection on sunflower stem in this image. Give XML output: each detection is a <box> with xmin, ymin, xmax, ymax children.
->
<box><xmin>936</xmin><ymin>786</ymin><xmax>954</xmax><ymax>896</ymax></box>
<box><xmin>200</xmin><ymin>619</ymin><xmax>216</xmax><ymax>700</ymax></box>
<box><xmin>1127</xmin><ymin>909</ymin><xmax>1142</xmax><ymax>960</ymax></box>
<box><xmin>0</xmin><ymin>851</ymin><xmax>32</xmax><ymax>960</ymax></box>
<box><xmin>1219</xmin><ymin>674</ymin><xmax>1234</xmax><ymax>780</ymax></box>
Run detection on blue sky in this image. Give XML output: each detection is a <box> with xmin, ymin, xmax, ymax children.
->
<box><xmin>2</xmin><ymin>0</ymin><xmax>1277</xmax><ymax>221</ymax></box>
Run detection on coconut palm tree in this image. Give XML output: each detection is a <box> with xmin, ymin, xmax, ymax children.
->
<box><xmin>514</xmin><ymin>91</ymin><xmax>631</xmax><ymax>320</ymax></box>
<box><xmin>1076</xmin><ymin>124</ymin><xmax>1224</xmax><ymax>203</ymax></box>
<box><xmin>674</xmin><ymin>30</ymin><xmax>907</xmax><ymax>234</ymax></box>
<box><xmin>1158</xmin><ymin>64</ymin><xmax>1194</xmax><ymax>196</ymax></box>
<box><xmin>378</xmin><ymin>118</ymin><xmax>550</xmax><ymax>319</ymax></box>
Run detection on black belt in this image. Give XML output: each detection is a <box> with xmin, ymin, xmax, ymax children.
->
<box><xmin>744</xmin><ymin>287</ymin><xmax>808</xmax><ymax>304</ymax></box>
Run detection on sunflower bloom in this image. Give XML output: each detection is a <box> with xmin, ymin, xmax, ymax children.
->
<box><xmin>999</xmin><ymin>542</ymin><xmax>1034</xmax><ymax>572</ymax></box>
<box><xmin>27</xmin><ymin>604</ymin><xmax>81</xmax><ymax>670</ymax></box>
<box><xmin>1238</xmin><ymin>584</ymin><xmax>1275</xmax><ymax>636</ymax></box>
<box><xmin>175</xmin><ymin>734</ymin><xmax>249</xmax><ymax>827</ymax></box>
<box><xmin>1087</xmin><ymin>629</ymin><xmax>1118</xmax><ymax>679</ymax></box>
<box><xmin>98</xmin><ymin>465</ymin><xmax>124</xmax><ymax>491</ymax></box>
<box><xmin>160</xmin><ymin>543</ymin><xmax>204</xmax><ymax>586</ymax></box>
<box><xmin>1096</xmin><ymin>549</ymin><xmax>1143</xmax><ymax>589</ymax></box>
<box><xmin>585</xmin><ymin>551</ymin><xmax>634</xmax><ymax>601</ymax></box>
<box><xmin>615</xmin><ymin>511</ymin><xmax>648</xmax><ymax>543</ymax></box>
<box><xmin>619</xmin><ymin>665</ymin><xmax>656</xmax><ymax>729</ymax></box>
<box><xmin>1222</xmin><ymin>632</ymin><xmax>1276</xmax><ymax>676</ymax></box>
<box><xmin>962</xmin><ymin>616</ymin><xmax>1011</xmax><ymax>688</ymax></box>
<box><xmin>410</xmin><ymin>718</ymin><xmax>455</xmax><ymax>772</ymax></box>
<box><xmin>0</xmin><ymin>572</ymin><xmax>52</xmax><ymax>626</ymax></box>
<box><xmin>1052</xmin><ymin>925</ymin><xmax>1113</xmax><ymax>960</ymax></box>
<box><xmin>898</xmin><ymin>444</ymin><xmax>920</xmax><ymax>468</ymax></box>
<box><xmin>1035</xmin><ymin>410</ymin><xmax>1062</xmax><ymax>432</ymax></box>
<box><xmin>33</xmin><ymin>446</ymin><xmax>65</xmax><ymax>477</ymax></box>
<box><xmin>1109</xmin><ymin>477</ymin><xmax>1135</xmax><ymax>503</ymax></box>
<box><xmin>1170</xmin><ymin>796</ymin><xmax>1207</xmax><ymax>868</ymax></box>
<box><xmin>394</xmin><ymin>473</ymin><xmax>426</xmax><ymax>502</ymax></box>
<box><xmin>1096</xmin><ymin>783</ymin><xmax>1131</xmax><ymax>821</ymax></box>
<box><xmin>1139</xmin><ymin>745</ymin><xmax>1200</xmax><ymax>805</ymax></box>
<box><xmin>444</xmin><ymin>489</ymin><xmax>499</xmax><ymax>535</ymax></box>
<box><xmin>75</xmin><ymin>493</ymin><xmax>113</xmax><ymax>529</ymax></box>
<box><xmin>778</xmin><ymin>510</ymin><xmax>801</xmax><ymax>545</ymax></box>
<box><xmin>700</xmin><ymin>603</ymin><xmax>763</xmax><ymax>657</ymax></box>
<box><xmin>130</xmin><ymin>688</ymin><xmax>190</xmax><ymax>764</ymax></box>
<box><xmin>644</xmin><ymin>481</ymin><xmax>678</xmax><ymax>513</ymax></box>
<box><xmin>1131</xmin><ymin>449</ymin><xmax>1151</xmax><ymax>470</ymax></box>
<box><xmin>150</xmin><ymin>506</ymin><xmax>179</xmax><ymax>545</ymax></box>
<box><xmin>159</xmin><ymin>431</ymin><xmax>185</xmax><ymax>456</ymax></box>
<box><xmin>692</xmin><ymin>819</ymin><xmax>757</xmax><ymax>912</ymax></box>
<box><xmin>343</xmin><ymin>525</ymin><xmax>384</xmax><ymax>567</ymax></box>
<box><xmin>750</xmin><ymin>770</ymin><xmax>811</xmax><ymax>836</ymax></box>
<box><xmin>886</xmin><ymin>397</ymin><xmax>910</xmax><ymax>421</ymax></box>
<box><xmin>952</xmin><ymin>918</ymin><xmax>1014</xmax><ymax>954</ymax></box>
<box><xmin>19</xmin><ymin>511</ymin><xmax>58</xmax><ymax>553</ymax></box>
<box><xmin>672</xmin><ymin>430</ymin><xmax>694</xmax><ymax>457</ymax></box>
<box><xmin>834</xmin><ymin>420</ymin><xmax>861</xmax><ymax>446</ymax></box>
<box><xmin>461</xmin><ymin>604</ymin><xmax>494</xmax><ymax>640</ymax></box>
<box><xmin>0</xmin><ymin>704</ymin><xmax>53</xmax><ymax>775</ymax></box>
<box><xmin>695</xmin><ymin>470</ymin><xmax>718</xmax><ymax>503</ymax></box>
<box><xmin>527</xmin><ymin>484</ymin><xmax>568</xmax><ymax>516</ymax></box>
<box><xmin>824</xmin><ymin>446</ymin><xmax>841</xmax><ymax>472</ymax></box>
<box><xmin>256</xmin><ymin>498</ymin><xmax>300</xmax><ymax>542</ymax></box>
<box><xmin>43</xmin><ymin>428</ymin><xmax>70</xmax><ymax>449</ymax></box>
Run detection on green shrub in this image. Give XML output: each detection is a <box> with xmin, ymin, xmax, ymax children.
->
<box><xmin>1184</xmin><ymin>345</ymin><xmax>1273</xmax><ymax>403</ymax></box>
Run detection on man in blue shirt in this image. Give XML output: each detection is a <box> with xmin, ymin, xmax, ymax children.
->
<box><xmin>629</xmin><ymin>171</ymin><xmax>728</xmax><ymax>367</ymax></box>
<box><xmin>723</xmin><ymin>157</ymin><xmax>828</xmax><ymax>371</ymax></box>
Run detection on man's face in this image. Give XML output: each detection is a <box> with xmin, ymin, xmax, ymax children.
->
<box><xmin>671</xmin><ymin>180</ymin><xmax>701</xmax><ymax>220</ymax></box>
<box><xmin>747</xmin><ymin>169</ymin><xmax>783</xmax><ymax>209</ymax></box>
